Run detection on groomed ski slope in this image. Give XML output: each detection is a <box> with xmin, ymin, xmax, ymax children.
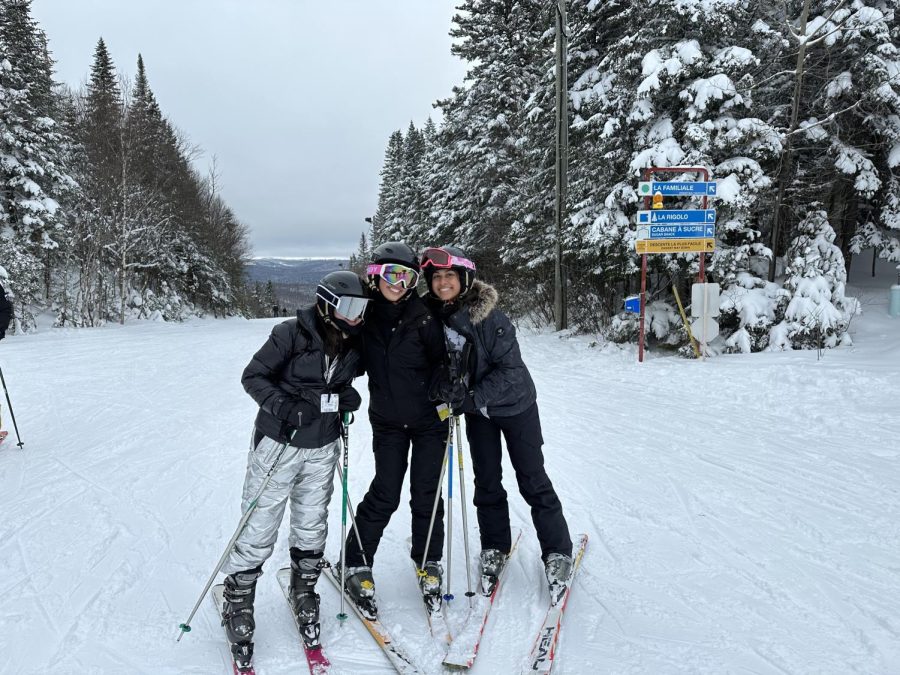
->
<box><xmin>1</xmin><ymin>268</ymin><xmax>898</xmax><ymax>674</ymax></box>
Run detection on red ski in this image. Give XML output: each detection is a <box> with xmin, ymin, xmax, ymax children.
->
<box><xmin>522</xmin><ymin>533</ymin><xmax>588</xmax><ymax>674</ymax></box>
<box><xmin>442</xmin><ymin>529</ymin><xmax>522</xmax><ymax>668</ymax></box>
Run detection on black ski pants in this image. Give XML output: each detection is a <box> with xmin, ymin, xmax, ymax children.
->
<box><xmin>465</xmin><ymin>403</ymin><xmax>572</xmax><ymax>560</ymax></box>
<box><xmin>344</xmin><ymin>414</ymin><xmax>447</xmax><ymax>567</ymax></box>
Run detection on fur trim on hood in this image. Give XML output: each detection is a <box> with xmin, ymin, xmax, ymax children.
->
<box><xmin>460</xmin><ymin>279</ymin><xmax>498</xmax><ymax>325</ymax></box>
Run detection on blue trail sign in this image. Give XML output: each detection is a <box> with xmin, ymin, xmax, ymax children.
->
<box><xmin>638</xmin><ymin>181</ymin><xmax>718</xmax><ymax>197</ymax></box>
<box><xmin>636</xmin><ymin>209</ymin><xmax>716</xmax><ymax>225</ymax></box>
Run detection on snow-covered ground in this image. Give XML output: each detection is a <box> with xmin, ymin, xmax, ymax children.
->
<box><xmin>1</xmin><ymin>264</ymin><xmax>899</xmax><ymax>674</ymax></box>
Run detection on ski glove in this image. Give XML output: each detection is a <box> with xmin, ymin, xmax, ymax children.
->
<box><xmin>453</xmin><ymin>393</ymin><xmax>477</xmax><ymax>415</ymax></box>
<box><xmin>279</xmin><ymin>398</ymin><xmax>320</xmax><ymax>428</ymax></box>
<box><xmin>338</xmin><ymin>386</ymin><xmax>362</xmax><ymax>412</ymax></box>
<box><xmin>429</xmin><ymin>366</ymin><xmax>466</xmax><ymax>403</ymax></box>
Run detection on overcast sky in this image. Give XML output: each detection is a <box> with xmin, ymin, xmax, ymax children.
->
<box><xmin>30</xmin><ymin>0</ymin><xmax>467</xmax><ymax>258</ymax></box>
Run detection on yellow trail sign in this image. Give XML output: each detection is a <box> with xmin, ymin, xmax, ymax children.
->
<box><xmin>635</xmin><ymin>238</ymin><xmax>716</xmax><ymax>254</ymax></box>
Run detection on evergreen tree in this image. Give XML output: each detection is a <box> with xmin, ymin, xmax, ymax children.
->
<box><xmin>777</xmin><ymin>206</ymin><xmax>857</xmax><ymax>349</ymax></box>
<box><xmin>0</xmin><ymin>0</ymin><xmax>73</xmax><ymax>328</ymax></box>
<box><xmin>371</xmin><ymin>129</ymin><xmax>404</xmax><ymax>246</ymax></box>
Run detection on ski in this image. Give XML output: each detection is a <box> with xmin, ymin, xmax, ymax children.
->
<box><xmin>522</xmin><ymin>533</ymin><xmax>589</xmax><ymax>674</ymax></box>
<box><xmin>321</xmin><ymin>560</ymin><xmax>424</xmax><ymax>674</ymax></box>
<box><xmin>442</xmin><ymin>528</ymin><xmax>522</xmax><ymax>669</ymax></box>
<box><xmin>0</xmin><ymin>430</ymin><xmax>7</xmax><ymax>446</ymax></box>
<box><xmin>411</xmin><ymin>560</ymin><xmax>453</xmax><ymax>646</ymax></box>
<box><xmin>211</xmin><ymin>584</ymin><xmax>256</xmax><ymax>675</ymax></box>
<box><xmin>276</xmin><ymin>567</ymin><xmax>331</xmax><ymax>675</ymax></box>
<box><xmin>407</xmin><ymin>539</ymin><xmax>453</xmax><ymax>646</ymax></box>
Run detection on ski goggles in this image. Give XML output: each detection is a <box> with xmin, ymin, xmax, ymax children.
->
<box><xmin>420</xmin><ymin>247</ymin><xmax>476</xmax><ymax>271</ymax></box>
<box><xmin>316</xmin><ymin>287</ymin><xmax>370</xmax><ymax>321</ymax></box>
<box><xmin>366</xmin><ymin>263</ymin><xmax>419</xmax><ymax>289</ymax></box>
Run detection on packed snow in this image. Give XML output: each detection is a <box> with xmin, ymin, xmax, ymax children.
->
<box><xmin>1</xmin><ymin>263</ymin><xmax>899</xmax><ymax>674</ymax></box>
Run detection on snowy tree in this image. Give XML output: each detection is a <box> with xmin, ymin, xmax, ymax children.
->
<box><xmin>0</xmin><ymin>0</ymin><xmax>74</xmax><ymax>329</ymax></box>
<box><xmin>776</xmin><ymin>207</ymin><xmax>858</xmax><ymax>349</ymax></box>
<box><xmin>370</xmin><ymin>130</ymin><xmax>404</xmax><ymax>247</ymax></box>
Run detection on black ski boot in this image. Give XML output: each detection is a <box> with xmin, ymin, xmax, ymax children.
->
<box><xmin>222</xmin><ymin>567</ymin><xmax>261</xmax><ymax>672</ymax></box>
<box><xmin>289</xmin><ymin>551</ymin><xmax>324</xmax><ymax>649</ymax></box>
<box><xmin>417</xmin><ymin>560</ymin><xmax>443</xmax><ymax>613</ymax></box>
<box><xmin>544</xmin><ymin>552</ymin><xmax>574</xmax><ymax>606</ymax></box>
<box><xmin>340</xmin><ymin>564</ymin><xmax>378</xmax><ymax>620</ymax></box>
<box><xmin>478</xmin><ymin>549</ymin><xmax>507</xmax><ymax>596</ymax></box>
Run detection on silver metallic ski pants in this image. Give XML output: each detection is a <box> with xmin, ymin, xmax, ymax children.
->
<box><xmin>223</xmin><ymin>434</ymin><xmax>340</xmax><ymax>574</ymax></box>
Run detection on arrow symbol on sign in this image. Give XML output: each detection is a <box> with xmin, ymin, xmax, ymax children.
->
<box><xmin>706</xmin><ymin>210</ymin><xmax>715</xmax><ymax>222</ymax></box>
<box><xmin>706</xmin><ymin>240</ymin><xmax>714</xmax><ymax>250</ymax></box>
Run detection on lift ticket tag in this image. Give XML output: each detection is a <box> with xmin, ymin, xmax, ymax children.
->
<box><xmin>320</xmin><ymin>394</ymin><xmax>339</xmax><ymax>413</ymax></box>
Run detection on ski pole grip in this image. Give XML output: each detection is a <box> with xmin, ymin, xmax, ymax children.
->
<box><xmin>342</xmin><ymin>412</ymin><xmax>354</xmax><ymax>426</ymax></box>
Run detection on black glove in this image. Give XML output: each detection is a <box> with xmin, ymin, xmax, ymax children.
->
<box><xmin>338</xmin><ymin>386</ymin><xmax>362</xmax><ymax>412</ymax></box>
<box><xmin>278</xmin><ymin>398</ymin><xmax>319</xmax><ymax>428</ymax></box>
<box><xmin>428</xmin><ymin>365</ymin><xmax>454</xmax><ymax>402</ymax></box>
<box><xmin>453</xmin><ymin>392</ymin><xmax>477</xmax><ymax>415</ymax></box>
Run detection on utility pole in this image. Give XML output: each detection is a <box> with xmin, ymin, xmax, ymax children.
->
<box><xmin>554</xmin><ymin>0</ymin><xmax>569</xmax><ymax>330</ymax></box>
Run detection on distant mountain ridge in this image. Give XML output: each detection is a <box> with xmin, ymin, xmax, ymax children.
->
<box><xmin>245</xmin><ymin>257</ymin><xmax>350</xmax><ymax>284</ymax></box>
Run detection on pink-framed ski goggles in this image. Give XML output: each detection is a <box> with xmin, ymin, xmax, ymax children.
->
<box><xmin>420</xmin><ymin>247</ymin><xmax>476</xmax><ymax>271</ymax></box>
<box><xmin>366</xmin><ymin>263</ymin><xmax>419</xmax><ymax>289</ymax></box>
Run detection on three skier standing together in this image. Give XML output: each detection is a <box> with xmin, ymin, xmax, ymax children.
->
<box><xmin>218</xmin><ymin>243</ymin><xmax>573</xmax><ymax>670</ymax></box>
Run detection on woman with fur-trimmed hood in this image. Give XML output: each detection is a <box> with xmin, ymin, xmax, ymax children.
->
<box><xmin>421</xmin><ymin>246</ymin><xmax>574</xmax><ymax>602</ymax></box>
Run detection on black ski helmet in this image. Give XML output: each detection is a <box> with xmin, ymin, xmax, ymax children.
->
<box><xmin>315</xmin><ymin>270</ymin><xmax>370</xmax><ymax>334</ymax></box>
<box><xmin>421</xmin><ymin>245</ymin><xmax>476</xmax><ymax>299</ymax></box>
<box><xmin>367</xmin><ymin>241</ymin><xmax>420</xmax><ymax>291</ymax></box>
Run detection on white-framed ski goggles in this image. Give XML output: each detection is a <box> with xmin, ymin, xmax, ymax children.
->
<box><xmin>316</xmin><ymin>287</ymin><xmax>370</xmax><ymax>321</ymax></box>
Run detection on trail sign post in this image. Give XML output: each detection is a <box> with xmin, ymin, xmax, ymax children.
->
<box><xmin>636</xmin><ymin>166</ymin><xmax>715</xmax><ymax>363</ymax></box>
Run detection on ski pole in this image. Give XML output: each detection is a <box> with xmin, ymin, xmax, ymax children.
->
<box><xmin>176</xmin><ymin>433</ymin><xmax>293</xmax><ymax>641</ymax></box>
<box><xmin>337</xmin><ymin>412</ymin><xmax>353</xmax><ymax>622</ymax></box>
<box><xmin>334</xmin><ymin>462</ymin><xmax>367</xmax><ymax>566</ymax></box>
<box><xmin>444</xmin><ymin>424</ymin><xmax>455</xmax><ymax>601</ymax></box>
<box><xmin>455</xmin><ymin>414</ymin><xmax>475</xmax><ymax>601</ymax></box>
<box><xmin>0</xmin><ymin>364</ymin><xmax>24</xmax><ymax>448</ymax></box>
<box><xmin>420</xmin><ymin>419</ymin><xmax>452</xmax><ymax>575</ymax></box>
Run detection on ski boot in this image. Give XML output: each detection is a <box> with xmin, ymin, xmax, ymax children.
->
<box><xmin>417</xmin><ymin>560</ymin><xmax>443</xmax><ymax>613</ymax></box>
<box><xmin>222</xmin><ymin>567</ymin><xmax>261</xmax><ymax>672</ymax></box>
<box><xmin>478</xmin><ymin>549</ymin><xmax>508</xmax><ymax>596</ymax></box>
<box><xmin>289</xmin><ymin>552</ymin><xmax>324</xmax><ymax>649</ymax></box>
<box><xmin>544</xmin><ymin>552</ymin><xmax>574</xmax><ymax>606</ymax></box>
<box><xmin>339</xmin><ymin>564</ymin><xmax>378</xmax><ymax>620</ymax></box>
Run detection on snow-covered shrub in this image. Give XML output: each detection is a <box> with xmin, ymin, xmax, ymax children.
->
<box><xmin>778</xmin><ymin>208</ymin><xmax>858</xmax><ymax>349</ymax></box>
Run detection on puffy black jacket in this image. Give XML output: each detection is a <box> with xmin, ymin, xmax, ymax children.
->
<box><xmin>428</xmin><ymin>280</ymin><xmax>536</xmax><ymax>418</ymax></box>
<box><xmin>0</xmin><ymin>284</ymin><xmax>12</xmax><ymax>338</ymax></box>
<box><xmin>363</xmin><ymin>292</ymin><xmax>447</xmax><ymax>427</ymax></box>
<box><xmin>242</xmin><ymin>306</ymin><xmax>362</xmax><ymax>448</ymax></box>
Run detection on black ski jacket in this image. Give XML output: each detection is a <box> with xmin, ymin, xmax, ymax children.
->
<box><xmin>0</xmin><ymin>284</ymin><xmax>12</xmax><ymax>338</ymax></box>
<box><xmin>242</xmin><ymin>306</ymin><xmax>362</xmax><ymax>448</ymax></box>
<box><xmin>427</xmin><ymin>280</ymin><xmax>536</xmax><ymax>418</ymax></box>
<box><xmin>363</xmin><ymin>292</ymin><xmax>447</xmax><ymax>428</ymax></box>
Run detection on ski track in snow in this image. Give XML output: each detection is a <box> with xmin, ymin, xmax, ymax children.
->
<box><xmin>1</xmin><ymin>275</ymin><xmax>899</xmax><ymax>674</ymax></box>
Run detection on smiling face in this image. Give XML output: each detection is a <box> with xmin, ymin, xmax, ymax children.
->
<box><xmin>378</xmin><ymin>277</ymin><xmax>409</xmax><ymax>303</ymax></box>
<box><xmin>431</xmin><ymin>268</ymin><xmax>461</xmax><ymax>302</ymax></box>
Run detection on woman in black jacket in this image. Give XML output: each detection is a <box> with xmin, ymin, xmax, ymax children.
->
<box><xmin>422</xmin><ymin>246</ymin><xmax>574</xmax><ymax>603</ymax></box>
<box><xmin>220</xmin><ymin>271</ymin><xmax>368</xmax><ymax>669</ymax></box>
<box><xmin>340</xmin><ymin>242</ymin><xmax>449</xmax><ymax>618</ymax></box>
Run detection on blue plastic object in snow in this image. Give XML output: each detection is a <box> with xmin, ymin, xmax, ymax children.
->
<box><xmin>624</xmin><ymin>295</ymin><xmax>641</xmax><ymax>314</ymax></box>
<box><xmin>889</xmin><ymin>284</ymin><xmax>900</xmax><ymax>318</ymax></box>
